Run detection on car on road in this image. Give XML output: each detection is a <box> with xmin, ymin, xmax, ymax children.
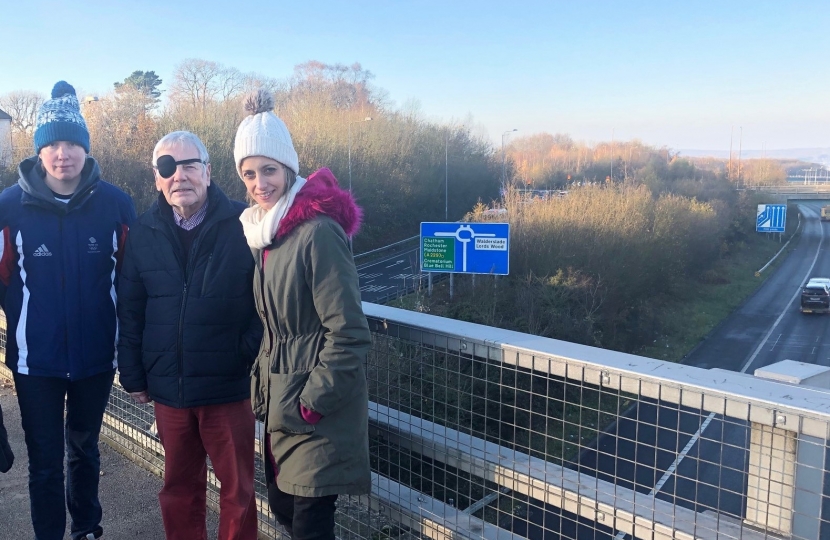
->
<box><xmin>800</xmin><ymin>277</ymin><xmax>830</xmax><ymax>313</ymax></box>
<box><xmin>822</xmin><ymin>206</ymin><xmax>830</xmax><ymax>221</ymax></box>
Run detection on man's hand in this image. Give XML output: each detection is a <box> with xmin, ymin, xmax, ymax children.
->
<box><xmin>129</xmin><ymin>391</ymin><xmax>152</xmax><ymax>404</ymax></box>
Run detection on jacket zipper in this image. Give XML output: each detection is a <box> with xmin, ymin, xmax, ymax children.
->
<box><xmin>177</xmin><ymin>282</ymin><xmax>188</xmax><ymax>404</ymax></box>
<box><xmin>19</xmin><ymin>171</ymin><xmax>97</xmax><ymax>380</ymax></box>
<box><xmin>61</xmin><ymin>216</ymin><xmax>70</xmax><ymax>379</ymax></box>
<box><xmin>173</xmin><ymin>219</ymin><xmax>216</xmax><ymax>406</ymax></box>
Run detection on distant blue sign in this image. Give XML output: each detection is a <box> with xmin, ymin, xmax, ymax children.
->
<box><xmin>420</xmin><ymin>222</ymin><xmax>510</xmax><ymax>275</ymax></box>
<box><xmin>756</xmin><ymin>204</ymin><xmax>786</xmax><ymax>233</ymax></box>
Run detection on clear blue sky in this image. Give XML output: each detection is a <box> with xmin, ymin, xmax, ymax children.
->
<box><xmin>1</xmin><ymin>0</ymin><xmax>827</xmax><ymax>151</ymax></box>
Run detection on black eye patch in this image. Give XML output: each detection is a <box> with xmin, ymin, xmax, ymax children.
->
<box><xmin>155</xmin><ymin>155</ymin><xmax>206</xmax><ymax>179</ymax></box>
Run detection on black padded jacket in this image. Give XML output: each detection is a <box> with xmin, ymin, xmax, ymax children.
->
<box><xmin>117</xmin><ymin>183</ymin><xmax>261</xmax><ymax>408</ymax></box>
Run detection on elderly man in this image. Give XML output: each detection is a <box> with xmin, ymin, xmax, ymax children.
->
<box><xmin>117</xmin><ymin>131</ymin><xmax>261</xmax><ymax>540</ymax></box>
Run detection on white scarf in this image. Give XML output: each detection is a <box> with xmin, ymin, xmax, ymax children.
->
<box><xmin>239</xmin><ymin>176</ymin><xmax>307</xmax><ymax>249</ymax></box>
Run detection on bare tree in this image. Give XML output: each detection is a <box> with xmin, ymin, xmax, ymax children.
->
<box><xmin>168</xmin><ymin>59</ymin><xmax>219</xmax><ymax>109</ymax></box>
<box><xmin>240</xmin><ymin>74</ymin><xmax>283</xmax><ymax>98</ymax></box>
<box><xmin>216</xmin><ymin>66</ymin><xmax>246</xmax><ymax>101</ymax></box>
<box><xmin>0</xmin><ymin>91</ymin><xmax>45</xmax><ymax>163</ymax></box>
<box><xmin>0</xmin><ymin>91</ymin><xmax>45</xmax><ymax>136</ymax></box>
<box><xmin>288</xmin><ymin>61</ymin><xmax>376</xmax><ymax>110</ymax></box>
<box><xmin>167</xmin><ymin>59</ymin><xmax>250</xmax><ymax>110</ymax></box>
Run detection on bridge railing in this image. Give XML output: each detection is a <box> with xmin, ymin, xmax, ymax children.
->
<box><xmin>362</xmin><ymin>304</ymin><xmax>829</xmax><ymax>539</ymax></box>
<box><xmin>4</xmin><ymin>304</ymin><xmax>830</xmax><ymax>538</ymax></box>
<box><xmin>743</xmin><ymin>185</ymin><xmax>830</xmax><ymax>194</ymax></box>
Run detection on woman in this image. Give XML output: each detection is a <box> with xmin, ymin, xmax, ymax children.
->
<box><xmin>234</xmin><ymin>89</ymin><xmax>372</xmax><ymax>540</ymax></box>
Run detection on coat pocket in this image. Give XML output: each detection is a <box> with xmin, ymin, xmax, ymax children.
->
<box><xmin>200</xmin><ymin>252</ymin><xmax>214</xmax><ymax>297</ymax></box>
<box><xmin>267</xmin><ymin>371</ymin><xmax>315</xmax><ymax>435</ymax></box>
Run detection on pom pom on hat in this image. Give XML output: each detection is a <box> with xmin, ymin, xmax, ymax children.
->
<box><xmin>244</xmin><ymin>89</ymin><xmax>275</xmax><ymax>116</ymax></box>
<box><xmin>34</xmin><ymin>80</ymin><xmax>90</xmax><ymax>154</ymax></box>
<box><xmin>234</xmin><ymin>89</ymin><xmax>299</xmax><ymax>176</ymax></box>
<box><xmin>51</xmin><ymin>81</ymin><xmax>76</xmax><ymax>99</ymax></box>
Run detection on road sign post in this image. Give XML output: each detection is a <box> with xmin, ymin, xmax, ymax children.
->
<box><xmin>420</xmin><ymin>222</ymin><xmax>510</xmax><ymax>275</ymax></box>
<box><xmin>756</xmin><ymin>204</ymin><xmax>786</xmax><ymax>234</ymax></box>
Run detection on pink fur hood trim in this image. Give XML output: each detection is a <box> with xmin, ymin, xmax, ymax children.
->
<box><xmin>276</xmin><ymin>168</ymin><xmax>363</xmax><ymax>240</ymax></box>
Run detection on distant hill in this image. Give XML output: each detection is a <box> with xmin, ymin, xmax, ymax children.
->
<box><xmin>680</xmin><ymin>147</ymin><xmax>830</xmax><ymax>165</ymax></box>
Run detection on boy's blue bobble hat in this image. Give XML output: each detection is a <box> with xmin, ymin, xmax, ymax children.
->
<box><xmin>33</xmin><ymin>81</ymin><xmax>90</xmax><ymax>154</ymax></box>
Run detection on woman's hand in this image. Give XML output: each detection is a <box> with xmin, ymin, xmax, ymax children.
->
<box><xmin>300</xmin><ymin>403</ymin><xmax>322</xmax><ymax>424</ymax></box>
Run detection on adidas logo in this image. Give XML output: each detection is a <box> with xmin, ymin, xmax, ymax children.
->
<box><xmin>33</xmin><ymin>244</ymin><xmax>53</xmax><ymax>257</ymax></box>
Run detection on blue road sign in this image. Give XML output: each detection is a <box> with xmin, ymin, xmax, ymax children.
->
<box><xmin>420</xmin><ymin>222</ymin><xmax>510</xmax><ymax>275</ymax></box>
<box><xmin>756</xmin><ymin>204</ymin><xmax>786</xmax><ymax>233</ymax></box>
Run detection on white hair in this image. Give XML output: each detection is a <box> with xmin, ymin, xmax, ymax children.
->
<box><xmin>152</xmin><ymin>131</ymin><xmax>209</xmax><ymax>166</ymax></box>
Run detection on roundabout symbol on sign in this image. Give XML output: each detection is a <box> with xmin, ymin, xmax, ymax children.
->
<box><xmin>433</xmin><ymin>224</ymin><xmax>496</xmax><ymax>272</ymax></box>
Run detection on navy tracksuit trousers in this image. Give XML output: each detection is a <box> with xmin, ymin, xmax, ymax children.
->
<box><xmin>14</xmin><ymin>369</ymin><xmax>114</xmax><ymax>540</ymax></box>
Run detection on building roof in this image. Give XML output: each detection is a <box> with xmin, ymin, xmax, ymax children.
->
<box><xmin>0</xmin><ymin>108</ymin><xmax>10</xmax><ymax>121</ymax></box>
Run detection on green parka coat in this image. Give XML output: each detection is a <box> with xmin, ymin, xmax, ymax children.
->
<box><xmin>249</xmin><ymin>168</ymin><xmax>372</xmax><ymax>498</ymax></box>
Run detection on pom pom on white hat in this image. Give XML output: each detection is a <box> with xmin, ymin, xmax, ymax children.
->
<box><xmin>234</xmin><ymin>89</ymin><xmax>299</xmax><ymax>176</ymax></box>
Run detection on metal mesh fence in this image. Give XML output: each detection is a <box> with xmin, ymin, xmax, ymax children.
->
<box><xmin>0</xmin><ymin>310</ymin><xmax>375</xmax><ymax>540</ymax></box>
<box><xmin>361</xmin><ymin>304</ymin><xmax>830</xmax><ymax>539</ymax></box>
<box><xmin>4</xmin><ymin>304</ymin><xmax>830</xmax><ymax>538</ymax></box>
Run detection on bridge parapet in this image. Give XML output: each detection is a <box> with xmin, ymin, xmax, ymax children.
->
<box><xmin>743</xmin><ymin>185</ymin><xmax>830</xmax><ymax>201</ymax></box>
<box><xmin>3</xmin><ymin>306</ymin><xmax>824</xmax><ymax>539</ymax></box>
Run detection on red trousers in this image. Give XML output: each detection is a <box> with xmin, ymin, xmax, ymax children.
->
<box><xmin>155</xmin><ymin>399</ymin><xmax>257</xmax><ymax>540</ymax></box>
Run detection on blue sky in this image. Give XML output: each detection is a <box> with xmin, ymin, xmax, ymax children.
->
<box><xmin>1</xmin><ymin>0</ymin><xmax>827</xmax><ymax>151</ymax></box>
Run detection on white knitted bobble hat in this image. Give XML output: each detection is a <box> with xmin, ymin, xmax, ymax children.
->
<box><xmin>234</xmin><ymin>89</ymin><xmax>299</xmax><ymax>176</ymax></box>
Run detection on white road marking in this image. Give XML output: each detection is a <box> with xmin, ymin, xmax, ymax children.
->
<box><xmin>654</xmin><ymin>413</ymin><xmax>716</xmax><ymax>494</ymax></box>
<box><xmin>360</xmin><ymin>285</ymin><xmax>395</xmax><ymax>293</ymax></box>
<box><xmin>740</xmin><ymin>213</ymin><xmax>823</xmax><ymax>374</ymax></box>
<box><xmin>391</xmin><ymin>273</ymin><xmax>423</xmax><ymax>280</ymax></box>
<box><xmin>357</xmin><ymin>248</ymin><xmax>418</xmax><ymax>271</ymax></box>
<box><xmin>613</xmin><ymin>412</ymin><xmax>717</xmax><ymax>539</ymax></box>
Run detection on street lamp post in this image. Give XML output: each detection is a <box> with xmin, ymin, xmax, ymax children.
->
<box><xmin>445</xmin><ymin>129</ymin><xmax>449</xmax><ymax>221</ymax></box>
<box><xmin>445</xmin><ymin>128</ymin><xmax>455</xmax><ymax>299</ymax></box>
<box><xmin>501</xmin><ymin>129</ymin><xmax>517</xmax><ymax>194</ymax></box>
<box><xmin>610</xmin><ymin>128</ymin><xmax>614</xmax><ymax>183</ymax></box>
<box><xmin>347</xmin><ymin>116</ymin><xmax>372</xmax><ymax>253</ymax></box>
<box><xmin>348</xmin><ymin>116</ymin><xmax>372</xmax><ymax>193</ymax></box>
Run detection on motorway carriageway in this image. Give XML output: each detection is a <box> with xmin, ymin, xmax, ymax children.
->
<box><xmin>569</xmin><ymin>201</ymin><xmax>830</xmax><ymax>539</ymax></box>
